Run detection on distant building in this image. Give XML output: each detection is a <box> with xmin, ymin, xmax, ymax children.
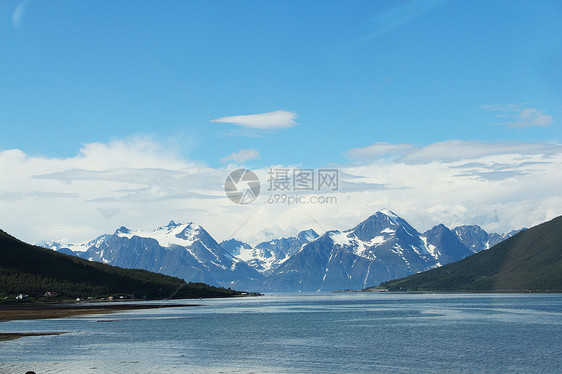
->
<box><xmin>44</xmin><ymin>291</ymin><xmax>58</xmax><ymax>298</ymax></box>
<box><xmin>16</xmin><ymin>293</ymin><xmax>28</xmax><ymax>300</ymax></box>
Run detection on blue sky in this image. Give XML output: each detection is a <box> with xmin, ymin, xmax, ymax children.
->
<box><xmin>2</xmin><ymin>0</ymin><xmax>560</xmax><ymax>166</ymax></box>
<box><xmin>1</xmin><ymin>0</ymin><xmax>561</xmax><ymax>243</ymax></box>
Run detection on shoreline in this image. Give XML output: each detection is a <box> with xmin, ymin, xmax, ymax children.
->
<box><xmin>0</xmin><ymin>332</ymin><xmax>66</xmax><ymax>342</ymax></box>
<box><xmin>0</xmin><ymin>302</ymin><xmax>200</xmax><ymax>322</ymax></box>
<box><xmin>359</xmin><ymin>289</ymin><xmax>562</xmax><ymax>293</ymax></box>
<box><xmin>0</xmin><ymin>302</ymin><xmax>201</xmax><ymax>342</ymax></box>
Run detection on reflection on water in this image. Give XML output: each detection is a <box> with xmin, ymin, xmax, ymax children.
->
<box><xmin>1</xmin><ymin>293</ymin><xmax>561</xmax><ymax>373</ymax></box>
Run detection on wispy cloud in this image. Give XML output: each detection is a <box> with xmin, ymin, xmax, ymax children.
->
<box><xmin>328</xmin><ymin>0</ymin><xmax>447</xmax><ymax>54</ymax></box>
<box><xmin>12</xmin><ymin>0</ymin><xmax>31</xmax><ymax>32</ymax></box>
<box><xmin>346</xmin><ymin>142</ymin><xmax>416</xmax><ymax>159</ymax></box>
<box><xmin>483</xmin><ymin>104</ymin><xmax>554</xmax><ymax>128</ymax></box>
<box><xmin>214</xmin><ymin>111</ymin><xmax>297</xmax><ymax>130</ymax></box>
<box><xmin>221</xmin><ymin>149</ymin><xmax>260</xmax><ymax>163</ymax></box>
<box><xmin>346</xmin><ymin>140</ymin><xmax>562</xmax><ymax>163</ymax></box>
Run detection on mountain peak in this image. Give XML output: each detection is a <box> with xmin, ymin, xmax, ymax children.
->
<box><xmin>350</xmin><ymin>210</ymin><xmax>421</xmax><ymax>242</ymax></box>
<box><xmin>380</xmin><ymin>208</ymin><xmax>398</xmax><ymax>218</ymax></box>
<box><xmin>221</xmin><ymin>238</ymin><xmax>252</xmax><ymax>250</ymax></box>
<box><xmin>115</xmin><ymin>226</ymin><xmax>130</xmax><ymax>234</ymax></box>
<box><xmin>175</xmin><ymin>222</ymin><xmax>203</xmax><ymax>241</ymax></box>
<box><xmin>297</xmin><ymin>229</ymin><xmax>319</xmax><ymax>241</ymax></box>
<box><xmin>156</xmin><ymin>220</ymin><xmax>183</xmax><ymax>231</ymax></box>
<box><xmin>423</xmin><ymin>224</ymin><xmax>473</xmax><ymax>263</ymax></box>
<box><xmin>429</xmin><ymin>223</ymin><xmax>448</xmax><ymax>232</ymax></box>
<box><xmin>113</xmin><ymin>222</ymin><xmax>207</xmax><ymax>248</ymax></box>
<box><xmin>424</xmin><ymin>224</ymin><xmax>454</xmax><ymax>238</ymax></box>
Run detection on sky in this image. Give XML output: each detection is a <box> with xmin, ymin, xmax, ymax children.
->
<box><xmin>0</xmin><ymin>0</ymin><xmax>561</xmax><ymax>245</ymax></box>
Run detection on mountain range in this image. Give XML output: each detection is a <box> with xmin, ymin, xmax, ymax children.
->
<box><xmin>45</xmin><ymin>221</ymin><xmax>263</xmax><ymax>290</ymax></box>
<box><xmin>379</xmin><ymin>215</ymin><xmax>562</xmax><ymax>291</ymax></box>
<box><xmin>0</xmin><ymin>229</ymin><xmax>246</xmax><ymax>300</ymax></box>
<box><xmin>261</xmin><ymin>210</ymin><xmax>518</xmax><ymax>291</ymax></box>
<box><xmin>42</xmin><ymin>210</ymin><xmax>520</xmax><ymax>292</ymax></box>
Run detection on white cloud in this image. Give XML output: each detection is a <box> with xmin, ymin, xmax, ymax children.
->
<box><xmin>338</xmin><ymin>140</ymin><xmax>562</xmax><ymax>235</ymax></box>
<box><xmin>1</xmin><ymin>138</ymin><xmax>561</xmax><ymax>248</ymax></box>
<box><xmin>483</xmin><ymin>104</ymin><xmax>554</xmax><ymax>128</ymax></box>
<box><xmin>0</xmin><ymin>138</ymin><xmax>224</xmax><ymax>244</ymax></box>
<box><xmin>214</xmin><ymin>110</ymin><xmax>297</xmax><ymax>130</ymax></box>
<box><xmin>220</xmin><ymin>149</ymin><xmax>259</xmax><ymax>163</ymax></box>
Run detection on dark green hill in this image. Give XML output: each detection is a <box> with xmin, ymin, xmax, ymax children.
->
<box><xmin>378</xmin><ymin>216</ymin><xmax>562</xmax><ymax>292</ymax></box>
<box><xmin>0</xmin><ymin>230</ymin><xmax>246</xmax><ymax>300</ymax></box>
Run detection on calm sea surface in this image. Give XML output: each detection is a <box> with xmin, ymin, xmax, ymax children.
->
<box><xmin>1</xmin><ymin>293</ymin><xmax>561</xmax><ymax>373</ymax></box>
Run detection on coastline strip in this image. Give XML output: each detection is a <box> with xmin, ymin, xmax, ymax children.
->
<box><xmin>0</xmin><ymin>332</ymin><xmax>66</xmax><ymax>341</ymax></box>
<box><xmin>0</xmin><ymin>302</ymin><xmax>199</xmax><ymax>322</ymax></box>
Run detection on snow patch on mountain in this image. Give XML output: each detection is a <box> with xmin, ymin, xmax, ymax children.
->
<box><xmin>221</xmin><ymin>229</ymin><xmax>319</xmax><ymax>275</ymax></box>
<box><xmin>40</xmin><ymin>234</ymin><xmax>110</xmax><ymax>253</ymax></box>
<box><xmin>329</xmin><ymin>231</ymin><xmax>353</xmax><ymax>246</ymax></box>
<box><xmin>117</xmin><ymin>221</ymin><xmax>202</xmax><ymax>248</ymax></box>
<box><xmin>420</xmin><ymin>236</ymin><xmax>438</xmax><ymax>258</ymax></box>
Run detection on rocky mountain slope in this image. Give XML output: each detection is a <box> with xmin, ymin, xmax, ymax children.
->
<box><xmin>43</xmin><ymin>221</ymin><xmax>263</xmax><ymax>290</ymax></box>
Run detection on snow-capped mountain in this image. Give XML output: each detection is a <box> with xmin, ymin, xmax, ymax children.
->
<box><xmin>262</xmin><ymin>210</ymin><xmax>517</xmax><ymax>292</ymax></box>
<box><xmin>263</xmin><ymin>210</ymin><xmax>434</xmax><ymax>291</ymax></box>
<box><xmin>43</xmin><ymin>212</ymin><xmax>519</xmax><ymax>292</ymax></box>
<box><xmin>48</xmin><ymin>221</ymin><xmax>263</xmax><ymax>290</ymax></box>
<box><xmin>40</xmin><ymin>234</ymin><xmax>110</xmax><ymax>256</ymax></box>
<box><xmin>453</xmin><ymin>225</ymin><xmax>522</xmax><ymax>253</ymax></box>
<box><xmin>422</xmin><ymin>224</ymin><xmax>473</xmax><ymax>266</ymax></box>
<box><xmin>220</xmin><ymin>229</ymin><xmax>318</xmax><ymax>275</ymax></box>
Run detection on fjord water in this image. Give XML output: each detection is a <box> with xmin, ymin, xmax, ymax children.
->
<box><xmin>1</xmin><ymin>293</ymin><xmax>561</xmax><ymax>373</ymax></box>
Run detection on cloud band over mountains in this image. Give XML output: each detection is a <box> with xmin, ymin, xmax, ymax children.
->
<box><xmin>1</xmin><ymin>138</ymin><xmax>560</xmax><ymax>246</ymax></box>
